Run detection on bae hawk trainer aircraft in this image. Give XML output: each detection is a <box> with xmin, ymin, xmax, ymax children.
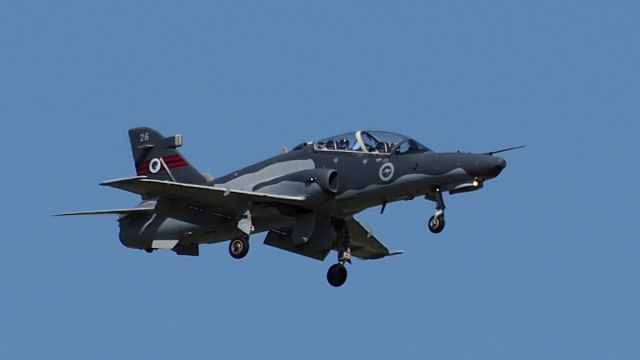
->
<box><xmin>58</xmin><ymin>127</ymin><xmax>519</xmax><ymax>287</ymax></box>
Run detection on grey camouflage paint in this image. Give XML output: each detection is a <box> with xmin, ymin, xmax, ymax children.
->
<box><xmin>115</xmin><ymin>127</ymin><xmax>506</xmax><ymax>257</ymax></box>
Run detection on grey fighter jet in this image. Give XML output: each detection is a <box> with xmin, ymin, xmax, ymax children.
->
<box><xmin>58</xmin><ymin>127</ymin><xmax>517</xmax><ymax>287</ymax></box>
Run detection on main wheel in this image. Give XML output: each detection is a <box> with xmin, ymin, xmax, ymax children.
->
<box><xmin>428</xmin><ymin>214</ymin><xmax>445</xmax><ymax>233</ymax></box>
<box><xmin>229</xmin><ymin>237</ymin><xmax>249</xmax><ymax>259</ymax></box>
<box><xmin>327</xmin><ymin>263</ymin><xmax>348</xmax><ymax>287</ymax></box>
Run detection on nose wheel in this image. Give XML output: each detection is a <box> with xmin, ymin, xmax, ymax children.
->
<box><xmin>229</xmin><ymin>236</ymin><xmax>249</xmax><ymax>259</ymax></box>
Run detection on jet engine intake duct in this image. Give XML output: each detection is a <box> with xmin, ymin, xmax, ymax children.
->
<box><xmin>325</xmin><ymin>170</ymin><xmax>339</xmax><ymax>194</ymax></box>
<box><xmin>300</xmin><ymin>168</ymin><xmax>338</xmax><ymax>194</ymax></box>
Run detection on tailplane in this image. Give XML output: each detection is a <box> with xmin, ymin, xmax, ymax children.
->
<box><xmin>129</xmin><ymin>127</ymin><xmax>206</xmax><ymax>185</ymax></box>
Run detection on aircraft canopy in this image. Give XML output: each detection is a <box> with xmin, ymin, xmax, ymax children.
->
<box><xmin>313</xmin><ymin>130</ymin><xmax>431</xmax><ymax>154</ymax></box>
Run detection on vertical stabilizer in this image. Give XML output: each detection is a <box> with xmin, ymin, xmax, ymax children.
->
<box><xmin>128</xmin><ymin>127</ymin><xmax>206</xmax><ymax>185</ymax></box>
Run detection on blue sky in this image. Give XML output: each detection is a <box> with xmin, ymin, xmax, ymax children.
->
<box><xmin>1</xmin><ymin>1</ymin><xmax>639</xmax><ymax>358</ymax></box>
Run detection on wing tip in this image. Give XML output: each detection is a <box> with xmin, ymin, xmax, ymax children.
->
<box><xmin>100</xmin><ymin>175</ymin><xmax>147</xmax><ymax>186</ymax></box>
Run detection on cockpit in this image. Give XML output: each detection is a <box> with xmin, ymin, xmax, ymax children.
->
<box><xmin>312</xmin><ymin>130</ymin><xmax>431</xmax><ymax>155</ymax></box>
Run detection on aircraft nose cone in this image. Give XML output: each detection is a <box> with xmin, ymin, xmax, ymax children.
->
<box><xmin>458</xmin><ymin>154</ymin><xmax>508</xmax><ymax>179</ymax></box>
<box><xmin>491</xmin><ymin>157</ymin><xmax>507</xmax><ymax>177</ymax></box>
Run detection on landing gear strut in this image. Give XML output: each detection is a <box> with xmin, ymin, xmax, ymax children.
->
<box><xmin>427</xmin><ymin>189</ymin><xmax>446</xmax><ymax>234</ymax></box>
<box><xmin>327</xmin><ymin>220</ymin><xmax>351</xmax><ymax>287</ymax></box>
<box><xmin>229</xmin><ymin>236</ymin><xmax>249</xmax><ymax>259</ymax></box>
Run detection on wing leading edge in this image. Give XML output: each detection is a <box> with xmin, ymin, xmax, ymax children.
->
<box><xmin>100</xmin><ymin>176</ymin><xmax>306</xmax><ymax>210</ymax></box>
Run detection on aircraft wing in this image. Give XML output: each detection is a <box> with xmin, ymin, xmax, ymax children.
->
<box><xmin>55</xmin><ymin>207</ymin><xmax>155</xmax><ymax>216</ymax></box>
<box><xmin>100</xmin><ymin>177</ymin><xmax>306</xmax><ymax>211</ymax></box>
<box><xmin>98</xmin><ymin>177</ymin><xmax>401</xmax><ymax>259</ymax></box>
<box><xmin>346</xmin><ymin>217</ymin><xmax>403</xmax><ymax>260</ymax></box>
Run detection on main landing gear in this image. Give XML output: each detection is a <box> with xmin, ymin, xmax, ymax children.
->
<box><xmin>230</xmin><ymin>205</ymin><xmax>253</xmax><ymax>259</ymax></box>
<box><xmin>327</xmin><ymin>220</ymin><xmax>351</xmax><ymax>287</ymax></box>
<box><xmin>327</xmin><ymin>249</ymin><xmax>351</xmax><ymax>287</ymax></box>
<box><xmin>229</xmin><ymin>235</ymin><xmax>250</xmax><ymax>259</ymax></box>
<box><xmin>427</xmin><ymin>189</ymin><xmax>446</xmax><ymax>234</ymax></box>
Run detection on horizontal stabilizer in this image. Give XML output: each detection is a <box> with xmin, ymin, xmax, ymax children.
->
<box><xmin>55</xmin><ymin>206</ymin><xmax>154</xmax><ymax>216</ymax></box>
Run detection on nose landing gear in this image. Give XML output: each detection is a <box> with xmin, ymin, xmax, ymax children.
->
<box><xmin>426</xmin><ymin>188</ymin><xmax>446</xmax><ymax>234</ymax></box>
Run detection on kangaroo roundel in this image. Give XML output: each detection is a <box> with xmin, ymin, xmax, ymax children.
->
<box><xmin>379</xmin><ymin>162</ymin><xmax>394</xmax><ymax>181</ymax></box>
<box><xmin>149</xmin><ymin>158</ymin><xmax>162</xmax><ymax>174</ymax></box>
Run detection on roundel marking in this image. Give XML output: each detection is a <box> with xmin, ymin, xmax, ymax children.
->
<box><xmin>149</xmin><ymin>158</ymin><xmax>162</xmax><ymax>174</ymax></box>
<box><xmin>379</xmin><ymin>162</ymin><xmax>395</xmax><ymax>181</ymax></box>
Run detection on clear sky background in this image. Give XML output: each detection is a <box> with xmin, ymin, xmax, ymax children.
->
<box><xmin>1</xmin><ymin>1</ymin><xmax>638</xmax><ymax>358</ymax></box>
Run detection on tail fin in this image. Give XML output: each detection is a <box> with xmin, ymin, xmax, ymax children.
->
<box><xmin>128</xmin><ymin>127</ymin><xmax>206</xmax><ymax>185</ymax></box>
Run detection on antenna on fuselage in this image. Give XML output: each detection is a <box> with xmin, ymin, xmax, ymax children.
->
<box><xmin>484</xmin><ymin>145</ymin><xmax>526</xmax><ymax>156</ymax></box>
